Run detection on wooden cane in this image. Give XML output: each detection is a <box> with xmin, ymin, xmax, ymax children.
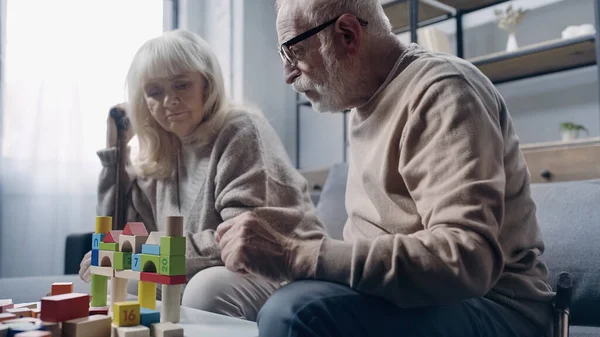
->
<box><xmin>109</xmin><ymin>106</ymin><xmax>129</xmax><ymax>231</ymax></box>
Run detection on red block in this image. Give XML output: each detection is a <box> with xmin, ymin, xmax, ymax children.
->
<box><xmin>123</xmin><ymin>222</ymin><xmax>148</xmax><ymax>236</ymax></box>
<box><xmin>51</xmin><ymin>282</ymin><xmax>73</xmax><ymax>296</ymax></box>
<box><xmin>40</xmin><ymin>293</ymin><xmax>89</xmax><ymax>322</ymax></box>
<box><xmin>89</xmin><ymin>307</ymin><xmax>109</xmax><ymax>316</ymax></box>
<box><xmin>102</xmin><ymin>230</ymin><xmax>123</xmax><ymax>243</ymax></box>
<box><xmin>140</xmin><ymin>272</ymin><xmax>186</xmax><ymax>285</ymax></box>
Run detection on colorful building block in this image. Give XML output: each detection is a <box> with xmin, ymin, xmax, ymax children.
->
<box><xmin>6</xmin><ymin>308</ymin><xmax>32</xmax><ymax>318</ymax></box>
<box><xmin>145</xmin><ymin>232</ymin><xmax>165</xmax><ymax>245</ymax></box>
<box><xmin>158</xmin><ymin>256</ymin><xmax>185</xmax><ymax>276</ymax></box>
<box><xmin>95</xmin><ymin>216</ymin><xmax>112</xmax><ymax>234</ymax></box>
<box><xmin>98</xmin><ymin>250</ymin><xmax>115</xmax><ymax>267</ymax></box>
<box><xmin>114</xmin><ymin>270</ymin><xmax>141</xmax><ymax>281</ymax></box>
<box><xmin>51</xmin><ymin>282</ymin><xmax>73</xmax><ymax>296</ymax></box>
<box><xmin>140</xmin><ymin>273</ymin><xmax>186</xmax><ymax>285</ymax></box>
<box><xmin>90</xmin><ymin>266</ymin><xmax>114</xmax><ymax>277</ymax></box>
<box><xmin>2</xmin><ymin>321</ymin><xmax>45</xmax><ymax>336</ymax></box>
<box><xmin>13</xmin><ymin>330</ymin><xmax>51</xmax><ymax>336</ymax></box>
<box><xmin>159</xmin><ymin>237</ymin><xmax>186</xmax><ymax>256</ymax></box>
<box><xmin>40</xmin><ymin>293</ymin><xmax>89</xmax><ymax>322</ymax></box>
<box><xmin>160</xmin><ymin>285</ymin><xmax>181</xmax><ymax>323</ymax></box>
<box><xmin>99</xmin><ymin>242</ymin><xmax>119</xmax><ymax>251</ymax></box>
<box><xmin>140</xmin><ymin>254</ymin><xmax>160</xmax><ymax>273</ymax></box>
<box><xmin>150</xmin><ymin>322</ymin><xmax>183</xmax><ymax>337</ymax></box>
<box><xmin>114</xmin><ymin>252</ymin><xmax>132</xmax><ymax>270</ymax></box>
<box><xmin>0</xmin><ymin>299</ymin><xmax>13</xmax><ymax>313</ymax></box>
<box><xmin>90</xmin><ymin>274</ymin><xmax>108</xmax><ymax>307</ymax></box>
<box><xmin>142</xmin><ymin>244</ymin><xmax>160</xmax><ymax>255</ymax></box>
<box><xmin>140</xmin><ymin>308</ymin><xmax>160</xmax><ymax>328</ymax></box>
<box><xmin>92</xmin><ymin>233</ymin><xmax>106</xmax><ymax>250</ymax></box>
<box><xmin>115</xmin><ymin>325</ymin><xmax>150</xmax><ymax>336</ymax></box>
<box><xmin>91</xmin><ymin>249</ymin><xmax>99</xmax><ymax>266</ymax></box>
<box><xmin>62</xmin><ymin>314</ymin><xmax>111</xmax><ymax>337</ymax></box>
<box><xmin>103</xmin><ymin>230</ymin><xmax>123</xmax><ymax>243</ymax></box>
<box><xmin>119</xmin><ymin>235</ymin><xmax>148</xmax><ymax>254</ymax></box>
<box><xmin>166</xmin><ymin>216</ymin><xmax>183</xmax><ymax>237</ymax></box>
<box><xmin>132</xmin><ymin>254</ymin><xmax>142</xmax><ymax>271</ymax></box>
<box><xmin>138</xmin><ymin>281</ymin><xmax>156</xmax><ymax>310</ymax></box>
<box><xmin>112</xmin><ymin>302</ymin><xmax>140</xmax><ymax>327</ymax></box>
<box><xmin>0</xmin><ymin>313</ymin><xmax>16</xmax><ymax>322</ymax></box>
<box><xmin>89</xmin><ymin>307</ymin><xmax>109</xmax><ymax>316</ymax></box>
<box><xmin>123</xmin><ymin>222</ymin><xmax>149</xmax><ymax>236</ymax></box>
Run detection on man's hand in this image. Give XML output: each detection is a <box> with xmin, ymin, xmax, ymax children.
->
<box><xmin>216</xmin><ymin>212</ymin><xmax>314</xmax><ymax>282</ymax></box>
<box><xmin>79</xmin><ymin>251</ymin><xmax>92</xmax><ymax>283</ymax></box>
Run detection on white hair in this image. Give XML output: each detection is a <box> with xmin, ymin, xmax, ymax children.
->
<box><xmin>276</xmin><ymin>0</ymin><xmax>392</xmax><ymax>38</ymax></box>
<box><xmin>125</xmin><ymin>29</ymin><xmax>228</xmax><ymax>179</ymax></box>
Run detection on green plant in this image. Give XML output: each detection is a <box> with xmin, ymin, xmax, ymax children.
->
<box><xmin>560</xmin><ymin>122</ymin><xmax>589</xmax><ymax>134</ymax></box>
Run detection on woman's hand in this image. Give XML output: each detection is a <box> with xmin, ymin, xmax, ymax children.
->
<box><xmin>79</xmin><ymin>251</ymin><xmax>92</xmax><ymax>283</ymax></box>
<box><xmin>106</xmin><ymin>103</ymin><xmax>135</xmax><ymax>148</ymax></box>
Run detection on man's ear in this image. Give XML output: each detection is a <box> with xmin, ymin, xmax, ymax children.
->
<box><xmin>333</xmin><ymin>14</ymin><xmax>363</xmax><ymax>55</ymax></box>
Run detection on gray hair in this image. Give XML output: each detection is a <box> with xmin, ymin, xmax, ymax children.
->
<box><xmin>276</xmin><ymin>0</ymin><xmax>392</xmax><ymax>38</ymax></box>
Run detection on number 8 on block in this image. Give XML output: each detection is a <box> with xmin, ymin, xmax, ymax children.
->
<box><xmin>113</xmin><ymin>301</ymin><xmax>140</xmax><ymax>327</ymax></box>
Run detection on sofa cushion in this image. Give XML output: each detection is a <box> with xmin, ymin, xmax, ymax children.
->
<box><xmin>530</xmin><ymin>179</ymin><xmax>600</xmax><ymax>327</ymax></box>
<box><xmin>315</xmin><ymin>163</ymin><xmax>348</xmax><ymax>240</ymax></box>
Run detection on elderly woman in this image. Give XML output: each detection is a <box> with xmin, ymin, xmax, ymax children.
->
<box><xmin>78</xmin><ymin>29</ymin><xmax>324</xmax><ymax>321</ymax></box>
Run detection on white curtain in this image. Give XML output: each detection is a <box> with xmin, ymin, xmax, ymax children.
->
<box><xmin>0</xmin><ymin>0</ymin><xmax>165</xmax><ymax>277</ymax></box>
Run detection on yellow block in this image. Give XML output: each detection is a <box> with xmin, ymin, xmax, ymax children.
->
<box><xmin>95</xmin><ymin>216</ymin><xmax>112</xmax><ymax>234</ymax></box>
<box><xmin>112</xmin><ymin>301</ymin><xmax>140</xmax><ymax>327</ymax></box>
<box><xmin>138</xmin><ymin>281</ymin><xmax>156</xmax><ymax>310</ymax></box>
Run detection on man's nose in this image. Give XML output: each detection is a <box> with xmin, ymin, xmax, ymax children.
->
<box><xmin>284</xmin><ymin>63</ymin><xmax>301</xmax><ymax>84</ymax></box>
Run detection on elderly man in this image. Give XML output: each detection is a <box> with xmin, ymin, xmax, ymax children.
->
<box><xmin>216</xmin><ymin>0</ymin><xmax>555</xmax><ymax>336</ymax></box>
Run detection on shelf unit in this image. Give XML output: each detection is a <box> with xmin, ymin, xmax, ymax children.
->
<box><xmin>294</xmin><ymin>0</ymin><xmax>600</xmax><ymax>169</ymax></box>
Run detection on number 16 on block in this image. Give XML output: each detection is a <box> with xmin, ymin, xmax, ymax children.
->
<box><xmin>113</xmin><ymin>301</ymin><xmax>140</xmax><ymax>327</ymax></box>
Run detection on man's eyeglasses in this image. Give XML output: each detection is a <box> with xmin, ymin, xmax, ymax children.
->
<box><xmin>278</xmin><ymin>15</ymin><xmax>368</xmax><ymax>67</ymax></box>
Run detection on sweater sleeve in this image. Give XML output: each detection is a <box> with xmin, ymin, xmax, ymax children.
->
<box><xmin>96</xmin><ymin>147</ymin><xmax>157</xmax><ymax>232</ymax></box>
<box><xmin>309</xmin><ymin>76</ymin><xmax>506</xmax><ymax>307</ymax></box>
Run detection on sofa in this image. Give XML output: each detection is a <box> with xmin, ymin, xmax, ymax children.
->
<box><xmin>312</xmin><ymin>163</ymin><xmax>600</xmax><ymax>337</ymax></box>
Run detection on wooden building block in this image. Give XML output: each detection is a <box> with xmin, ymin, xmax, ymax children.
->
<box><xmin>51</xmin><ymin>282</ymin><xmax>73</xmax><ymax>296</ymax></box>
<box><xmin>0</xmin><ymin>323</ymin><xmax>8</xmax><ymax>337</ymax></box>
<box><xmin>158</xmin><ymin>256</ymin><xmax>185</xmax><ymax>276</ymax></box>
<box><xmin>139</xmin><ymin>308</ymin><xmax>160</xmax><ymax>328</ymax></box>
<box><xmin>160</xmin><ymin>285</ymin><xmax>180</xmax><ymax>323</ymax></box>
<box><xmin>145</xmin><ymin>232</ymin><xmax>165</xmax><ymax>246</ymax></box>
<box><xmin>110</xmin><ymin>278</ymin><xmax>128</xmax><ymax>310</ymax></box>
<box><xmin>123</xmin><ymin>223</ymin><xmax>149</xmax><ymax>236</ymax></box>
<box><xmin>114</xmin><ymin>270</ymin><xmax>141</xmax><ymax>281</ymax></box>
<box><xmin>92</xmin><ymin>233</ymin><xmax>106</xmax><ymax>250</ymax></box>
<box><xmin>139</xmin><ymin>254</ymin><xmax>160</xmax><ymax>273</ymax></box>
<box><xmin>90</xmin><ymin>266</ymin><xmax>114</xmax><ymax>278</ymax></box>
<box><xmin>115</xmin><ymin>325</ymin><xmax>150</xmax><ymax>337</ymax></box>
<box><xmin>140</xmin><ymin>273</ymin><xmax>185</xmax><ymax>285</ymax></box>
<box><xmin>2</xmin><ymin>322</ymin><xmax>44</xmax><ymax>336</ymax></box>
<box><xmin>98</xmin><ymin>250</ymin><xmax>115</xmax><ymax>267</ymax></box>
<box><xmin>39</xmin><ymin>321</ymin><xmax>60</xmax><ymax>337</ymax></box>
<box><xmin>150</xmin><ymin>322</ymin><xmax>183</xmax><ymax>337</ymax></box>
<box><xmin>90</xmin><ymin>274</ymin><xmax>108</xmax><ymax>307</ymax></box>
<box><xmin>89</xmin><ymin>307</ymin><xmax>109</xmax><ymax>316</ymax></box>
<box><xmin>91</xmin><ymin>249</ymin><xmax>99</xmax><ymax>266</ymax></box>
<box><xmin>141</xmin><ymin>244</ymin><xmax>160</xmax><ymax>256</ymax></box>
<box><xmin>0</xmin><ymin>313</ymin><xmax>17</xmax><ymax>322</ymax></box>
<box><xmin>95</xmin><ymin>216</ymin><xmax>112</xmax><ymax>234</ymax></box>
<box><xmin>6</xmin><ymin>308</ymin><xmax>32</xmax><ymax>318</ymax></box>
<box><xmin>103</xmin><ymin>230</ymin><xmax>123</xmax><ymax>244</ymax></box>
<box><xmin>40</xmin><ymin>293</ymin><xmax>89</xmax><ymax>322</ymax></box>
<box><xmin>62</xmin><ymin>314</ymin><xmax>111</xmax><ymax>337</ymax></box>
<box><xmin>13</xmin><ymin>303</ymin><xmax>37</xmax><ymax>310</ymax></box>
<box><xmin>159</xmin><ymin>237</ymin><xmax>185</xmax><ymax>256</ymax></box>
<box><xmin>114</xmin><ymin>252</ymin><xmax>132</xmax><ymax>270</ymax></box>
<box><xmin>137</xmin><ymin>282</ymin><xmax>156</xmax><ymax>310</ymax></box>
<box><xmin>0</xmin><ymin>299</ymin><xmax>13</xmax><ymax>313</ymax></box>
<box><xmin>14</xmin><ymin>331</ymin><xmax>51</xmax><ymax>336</ymax></box>
<box><xmin>119</xmin><ymin>235</ymin><xmax>147</xmax><ymax>254</ymax></box>
<box><xmin>132</xmin><ymin>254</ymin><xmax>141</xmax><ymax>272</ymax></box>
<box><xmin>2</xmin><ymin>317</ymin><xmax>41</xmax><ymax>325</ymax></box>
<box><xmin>165</xmin><ymin>217</ymin><xmax>183</xmax><ymax>237</ymax></box>
<box><xmin>112</xmin><ymin>302</ymin><xmax>140</xmax><ymax>327</ymax></box>
<box><xmin>31</xmin><ymin>309</ymin><xmax>40</xmax><ymax>318</ymax></box>
<box><xmin>99</xmin><ymin>242</ymin><xmax>119</xmax><ymax>252</ymax></box>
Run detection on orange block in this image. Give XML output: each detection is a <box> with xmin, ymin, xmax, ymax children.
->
<box><xmin>0</xmin><ymin>312</ymin><xmax>17</xmax><ymax>322</ymax></box>
<box><xmin>51</xmin><ymin>282</ymin><xmax>73</xmax><ymax>296</ymax></box>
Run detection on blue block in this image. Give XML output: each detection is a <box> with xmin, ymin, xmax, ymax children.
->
<box><xmin>140</xmin><ymin>308</ymin><xmax>160</xmax><ymax>327</ymax></box>
<box><xmin>91</xmin><ymin>249</ymin><xmax>99</xmax><ymax>266</ymax></box>
<box><xmin>132</xmin><ymin>253</ymin><xmax>141</xmax><ymax>271</ymax></box>
<box><xmin>92</xmin><ymin>233</ymin><xmax>106</xmax><ymax>250</ymax></box>
<box><xmin>142</xmin><ymin>244</ymin><xmax>160</xmax><ymax>255</ymax></box>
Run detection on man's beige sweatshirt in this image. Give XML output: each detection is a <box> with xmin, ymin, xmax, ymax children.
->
<box><xmin>307</xmin><ymin>44</ymin><xmax>555</xmax><ymax>336</ymax></box>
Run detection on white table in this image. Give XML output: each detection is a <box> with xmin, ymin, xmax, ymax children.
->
<box><xmin>0</xmin><ymin>275</ymin><xmax>258</xmax><ymax>337</ymax></box>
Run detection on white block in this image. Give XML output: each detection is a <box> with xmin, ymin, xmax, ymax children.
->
<box><xmin>160</xmin><ymin>285</ymin><xmax>180</xmax><ymax>323</ymax></box>
<box><xmin>91</xmin><ymin>266</ymin><xmax>114</xmax><ymax>277</ymax></box>
<box><xmin>151</xmin><ymin>322</ymin><xmax>184</xmax><ymax>337</ymax></box>
<box><xmin>114</xmin><ymin>270</ymin><xmax>141</xmax><ymax>281</ymax></box>
<box><xmin>116</xmin><ymin>325</ymin><xmax>150</xmax><ymax>337</ymax></box>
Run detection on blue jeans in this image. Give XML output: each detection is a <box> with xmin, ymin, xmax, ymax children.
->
<box><xmin>256</xmin><ymin>280</ymin><xmax>543</xmax><ymax>337</ymax></box>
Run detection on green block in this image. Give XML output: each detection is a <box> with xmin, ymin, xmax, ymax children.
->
<box><xmin>158</xmin><ymin>255</ymin><xmax>186</xmax><ymax>276</ymax></box>
<box><xmin>159</xmin><ymin>236</ymin><xmax>186</xmax><ymax>256</ymax></box>
<box><xmin>140</xmin><ymin>254</ymin><xmax>160</xmax><ymax>273</ymax></box>
<box><xmin>114</xmin><ymin>252</ymin><xmax>132</xmax><ymax>270</ymax></box>
<box><xmin>99</xmin><ymin>242</ymin><xmax>118</xmax><ymax>251</ymax></box>
<box><xmin>90</xmin><ymin>274</ymin><xmax>108</xmax><ymax>307</ymax></box>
